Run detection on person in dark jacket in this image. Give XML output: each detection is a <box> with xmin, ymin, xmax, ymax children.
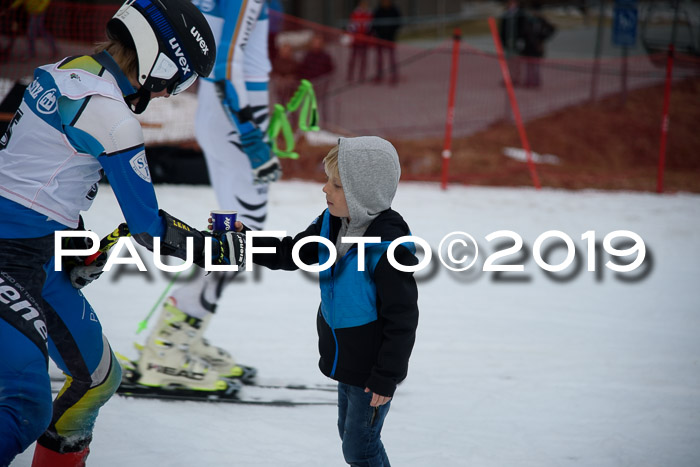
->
<box><xmin>520</xmin><ymin>1</ymin><xmax>555</xmax><ymax>87</ymax></box>
<box><xmin>499</xmin><ymin>0</ymin><xmax>526</xmax><ymax>86</ymax></box>
<box><xmin>372</xmin><ymin>0</ymin><xmax>401</xmax><ymax>84</ymax></box>
<box><xmin>242</xmin><ymin>136</ymin><xmax>419</xmax><ymax>466</ymax></box>
<box><xmin>299</xmin><ymin>34</ymin><xmax>335</xmax><ymax>117</ymax></box>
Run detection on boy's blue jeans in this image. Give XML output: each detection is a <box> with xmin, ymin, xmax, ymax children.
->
<box><xmin>337</xmin><ymin>382</ymin><xmax>392</xmax><ymax>467</ymax></box>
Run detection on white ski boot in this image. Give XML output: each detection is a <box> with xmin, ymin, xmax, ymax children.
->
<box><xmin>141</xmin><ymin>298</ymin><xmax>257</xmax><ymax>384</ymax></box>
<box><xmin>135</xmin><ymin>343</ymin><xmax>237</xmax><ymax>393</ymax></box>
<box><xmin>135</xmin><ymin>307</ymin><xmax>236</xmax><ymax>392</ymax></box>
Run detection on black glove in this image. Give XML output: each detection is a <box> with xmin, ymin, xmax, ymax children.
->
<box><xmin>69</xmin><ymin>252</ymin><xmax>108</xmax><ymax>289</ymax></box>
<box><xmin>61</xmin><ymin>233</ymin><xmax>106</xmax><ymax>289</ymax></box>
<box><xmin>210</xmin><ymin>231</ymin><xmax>246</xmax><ymax>269</ymax></box>
<box><xmin>134</xmin><ymin>210</ymin><xmax>209</xmax><ymax>267</ymax></box>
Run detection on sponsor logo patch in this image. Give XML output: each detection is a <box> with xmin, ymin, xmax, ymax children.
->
<box><xmin>0</xmin><ymin>272</ymin><xmax>48</xmax><ymax>341</ymax></box>
<box><xmin>190</xmin><ymin>26</ymin><xmax>209</xmax><ymax>55</ymax></box>
<box><xmin>129</xmin><ymin>150</ymin><xmax>151</xmax><ymax>183</ymax></box>
<box><xmin>169</xmin><ymin>37</ymin><xmax>191</xmax><ymax>75</ymax></box>
<box><xmin>146</xmin><ymin>363</ymin><xmax>205</xmax><ymax>380</ymax></box>
<box><xmin>27</xmin><ymin>78</ymin><xmax>43</xmax><ymax>99</ymax></box>
<box><xmin>86</xmin><ymin>182</ymin><xmax>99</xmax><ymax>200</ymax></box>
<box><xmin>37</xmin><ymin>88</ymin><xmax>57</xmax><ymax>114</ymax></box>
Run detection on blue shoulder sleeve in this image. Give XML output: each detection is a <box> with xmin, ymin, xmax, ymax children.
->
<box><xmin>59</xmin><ymin>96</ymin><xmax>105</xmax><ymax>156</ymax></box>
<box><xmin>97</xmin><ymin>146</ymin><xmax>165</xmax><ymax>238</ymax></box>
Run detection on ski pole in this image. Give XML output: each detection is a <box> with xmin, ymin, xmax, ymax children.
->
<box><xmin>85</xmin><ymin>223</ymin><xmax>131</xmax><ymax>266</ymax></box>
<box><xmin>135</xmin><ymin>270</ymin><xmax>182</xmax><ymax>334</ymax></box>
<box><xmin>135</xmin><ymin>266</ymin><xmax>199</xmax><ymax>335</ymax></box>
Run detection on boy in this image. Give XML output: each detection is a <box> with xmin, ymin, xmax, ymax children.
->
<box><xmin>244</xmin><ymin>136</ymin><xmax>419</xmax><ymax>465</ymax></box>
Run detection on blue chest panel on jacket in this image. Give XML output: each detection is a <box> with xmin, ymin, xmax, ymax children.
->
<box><xmin>317</xmin><ymin>211</ymin><xmax>390</xmax><ymax>330</ymax></box>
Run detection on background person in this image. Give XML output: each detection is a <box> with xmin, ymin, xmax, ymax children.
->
<box><xmin>271</xmin><ymin>42</ymin><xmax>300</xmax><ymax>105</ymax></box>
<box><xmin>520</xmin><ymin>1</ymin><xmax>556</xmax><ymax>88</ymax></box>
<box><xmin>9</xmin><ymin>0</ymin><xmax>58</xmax><ymax>61</ymax></box>
<box><xmin>371</xmin><ymin>0</ymin><xmax>401</xmax><ymax>85</ymax></box>
<box><xmin>298</xmin><ymin>33</ymin><xmax>335</xmax><ymax>117</ymax></box>
<box><xmin>499</xmin><ymin>0</ymin><xmax>526</xmax><ymax>86</ymax></box>
<box><xmin>0</xmin><ymin>2</ymin><xmax>21</xmax><ymax>62</ymax></box>
<box><xmin>346</xmin><ymin>0</ymin><xmax>373</xmax><ymax>83</ymax></box>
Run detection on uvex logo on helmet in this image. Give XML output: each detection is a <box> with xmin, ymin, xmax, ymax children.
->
<box><xmin>191</xmin><ymin>26</ymin><xmax>209</xmax><ymax>55</ymax></box>
<box><xmin>168</xmin><ymin>37</ymin><xmax>191</xmax><ymax>75</ymax></box>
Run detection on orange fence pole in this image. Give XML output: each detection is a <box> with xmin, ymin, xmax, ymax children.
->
<box><xmin>657</xmin><ymin>44</ymin><xmax>675</xmax><ymax>194</ymax></box>
<box><xmin>488</xmin><ymin>17</ymin><xmax>541</xmax><ymax>190</ymax></box>
<box><xmin>441</xmin><ymin>29</ymin><xmax>461</xmax><ymax>191</ymax></box>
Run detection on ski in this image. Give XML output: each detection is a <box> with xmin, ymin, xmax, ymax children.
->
<box><xmin>51</xmin><ymin>375</ymin><xmax>337</xmax><ymax>393</ymax></box>
<box><xmin>51</xmin><ymin>376</ymin><xmax>337</xmax><ymax>407</ymax></box>
<box><xmin>251</xmin><ymin>380</ymin><xmax>338</xmax><ymax>392</ymax></box>
<box><xmin>115</xmin><ymin>381</ymin><xmax>336</xmax><ymax>407</ymax></box>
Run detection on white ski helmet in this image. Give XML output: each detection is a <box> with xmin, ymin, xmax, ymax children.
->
<box><xmin>107</xmin><ymin>0</ymin><xmax>215</xmax><ymax>112</ymax></box>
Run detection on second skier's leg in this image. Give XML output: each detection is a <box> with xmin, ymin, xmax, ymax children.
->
<box><xmin>32</xmin><ymin>260</ymin><xmax>122</xmax><ymax>464</ymax></box>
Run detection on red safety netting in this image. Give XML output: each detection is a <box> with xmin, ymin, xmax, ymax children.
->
<box><xmin>2</xmin><ymin>4</ymin><xmax>699</xmax><ymax>192</ymax></box>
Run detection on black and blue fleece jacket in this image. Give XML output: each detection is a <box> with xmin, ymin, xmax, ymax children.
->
<box><xmin>251</xmin><ymin>207</ymin><xmax>419</xmax><ymax>397</ymax></box>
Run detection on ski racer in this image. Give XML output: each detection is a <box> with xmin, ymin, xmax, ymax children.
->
<box><xmin>138</xmin><ymin>0</ymin><xmax>281</xmax><ymax>388</ymax></box>
<box><xmin>0</xmin><ymin>0</ymin><xmax>244</xmax><ymax>465</ymax></box>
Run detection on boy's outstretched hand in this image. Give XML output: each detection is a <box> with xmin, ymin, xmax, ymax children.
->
<box><xmin>207</xmin><ymin>219</ymin><xmax>245</xmax><ymax>232</ymax></box>
<box><xmin>365</xmin><ymin>387</ymin><xmax>392</xmax><ymax>407</ymax></box>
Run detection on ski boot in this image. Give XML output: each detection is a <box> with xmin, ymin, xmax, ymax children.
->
<box><xmin>141</xmin><ymin>299</ymin><xmax>257</xmax><ymax>384</ymax></box>
<box><xmin>134</xmin><ymin>336</ymin><xmax>241</xmax><ymax>396</ymax></box>
<box><xmin>32</xmin><ymin>444</ymin><xmax>89</xmax><ymax>467</ymax></box>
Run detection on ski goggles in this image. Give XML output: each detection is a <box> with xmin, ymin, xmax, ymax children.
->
<box><xmin>166</xmin><ymin>72</ymin><xmax>198</xmax><ymax>95</ymax></box>
<box><xmin>150</xmin><ymin>52</ymin><xmax>198</xmax><ymax>95</ymax></box>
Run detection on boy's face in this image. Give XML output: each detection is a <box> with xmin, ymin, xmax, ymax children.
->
<box><xmin>323</xmin><ymin>175</ymin><xmax>350</xmax><ymax>218</ymax></box>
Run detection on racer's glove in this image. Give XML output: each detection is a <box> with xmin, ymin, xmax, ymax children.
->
<box><xmin>239</xmin><ymin>126</ymin><xmax>282</xmax><ymax>184</ymax></box>
<box><xmin>61</xmin><ymin>233</ymin><xmax>107</xmax><ymax>289</ymax></box>
<box><xmin>209</xmin><ymin>231</ymin><xmax>247</xmax><ymax>270</ymax></box>
<box><xmin>69</xmin><ymin>253</ymin><xmax>108</xmax><ymax>289</ymax></box>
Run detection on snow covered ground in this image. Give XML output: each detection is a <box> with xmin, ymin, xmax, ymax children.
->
<box><xmin>11</xmin><ymin>180</ymin><xmax>700</xmax><ymax>467</ymax></box>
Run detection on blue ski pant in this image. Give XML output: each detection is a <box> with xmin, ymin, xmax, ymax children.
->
<box><xmin>0</xmin><ymin>235</ymin><xmax>121</xmax><ymax>466</ymax></box>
